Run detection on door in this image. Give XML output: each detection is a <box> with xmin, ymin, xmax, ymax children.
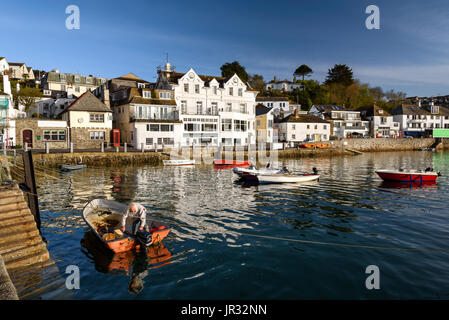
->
<box><xmin>23</xmin><ymin>130</ymin><xmax>33</xmax><ymax>148</ymax></box>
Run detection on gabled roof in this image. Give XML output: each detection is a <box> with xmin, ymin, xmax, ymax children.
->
<box><xmin>8</xmin><ymin>62</ymin><xmax>25</xmax><ymax>67</ymax></box>
<box><xmin>390</xmin><ymin>104</ymin><xmax>430</xmax><ymax>116</ymax></box>
<box><xmin>311</xmin><ymin>105</ymin><xmax>346</xmax><ymax>112</ymax></box>
<box><xmin>168</xmin><ymin>71</ymin><xmax>228</xmax><ymax>87</ymax></box>
<box><xmin>63</xmin><ymin>91</ymin><xmax>112</xmax><ymax>113</ymax></box>
<box><xmin>358</xmin><ymin>104</ymin><xmax>391</xmax><ymax>117</ymax></box>
<box><xmin>114</xmin><ymin>73</ymin><xmax>150</xmax><ymax>83</ymax></box>
<box><xmin>280</xmin><ymin>113</ymin><xmax>330</xmax><ymax>124</ymax></box>
<box><xmin>256</xmin><ymin>104</ymin><xmax>273</xmax><ymax>116</ymax></box>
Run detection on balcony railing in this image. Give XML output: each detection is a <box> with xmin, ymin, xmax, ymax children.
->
<box><xmin>133</xmin><ymin>111</ymin><xmax>179</xmax><ymax>121</ymax></box>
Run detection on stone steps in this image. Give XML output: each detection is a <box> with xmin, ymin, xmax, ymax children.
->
<box><xmin>4</xmin><ymin>248</ymin><xmax>50</xmax><ymax>270</ymax></box>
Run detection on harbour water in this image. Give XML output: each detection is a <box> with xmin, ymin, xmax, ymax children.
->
<box><xmin>11</xmin><ymin>151</ymin><xmax>449</xmax><ymax>299</ymax></box>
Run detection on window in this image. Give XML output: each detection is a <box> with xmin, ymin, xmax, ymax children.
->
<box><xmin>162</xmin><ymin>138</ymin><xmax>174</xmax><ymax>145</ymax></box>
<box><xmin>184</xmin><ymin>83</ymin><xmax>189</xmax><ymax>93</ymax></box>
<box><xmin>75</xmin><ymin>87</ymin><xmax>80</xmax><ymax>92</ymax></box>
<box><xmin>323</xmin><ymin>125</ymin><xmax>327</xmax><ymax>130</ymax></box>
<box><xmin>256</xmin><ymin>120</ymin><xmax>261</xmax><ymax>127</ymax></box>
<box><xmin>61</xmin><ymin>84</ymin><xmax>66</xmax><ymax>91</ymax></box>
<box><xmin>43</xmin><ymin>130</ymin><xmax>66</xmax><ymax>141</ymax></box>
<box><xmin>160</xmin><ymin>125</ymin><xmax>173</xmax><ymax>132</ymax></box>
<box><xmin>196</xmin><ymin>101</ymin><xmax>203</xmax><ymax>114</ymax></box>
<box><xmin>143</xmin><ymin>91</ymin><xmax>151</xmax><ymax>98</ymax></box>
<box><xmin>90</xmin><ymin>113</ymin><xmax>104</xmax><ymax>122</ymax></box>
<box><xmin>222</xmin><ymin>119</ymin><xmax>232</xmax><ymax>131</ymax></box>
<box><xmin>150</xmin><ymin>124</ymin><xmax>159</xmax><ymax>131</ymax></box>
<box><xmin>211</xmin><ymin>102</ymin><xmax>218</xmax><ymax>115</ymax></box>
<box><xmin>314</xmin><ymin>125</ymin><xmax>318</xmax><ymax>130</ymax></box>
<box><xmin>213</xmin><ymin>86</ymin><xmax>218</xmax><ymax>95</ymax></box>
<box><xmin>268</xmin><ymin>120</ymin><xmax>273</xmax><ymax>128</ymax></box>
<box><xmin>306</xmin><ymin>125</ymin><xmax>310</xmax><ymax>129</ymax></box>
<box><xmin>138</xmin><ymin>83</ymin><xmax>145</xmax><ymax>88</ymax></box>
<box><xmin>292</xmin><ymin>124</ymin><xmax>296</xmax><ymax>130</ymax></box>
<box><xmin>240</xmin><ymin>104</ymin><xmax>246</xmax><ymax>113</ymax></box>
<box><xmin>229</xmin><ymin>87</ymin><xmax>233</xmax><ymax>96</ymax></box>
<box><xmin>238</xmin><ymin>88</ymin><xmax>243</xmax><ymax>97</ymax></box>
<box><xmin>60</xmin><ymin>74</ymin><xmax>66</xmax><ymax>82</ymax></box>
<box><xmin>292</xmin><ymin>134</ymin><xmax>296</xmax><ymax>139</ymax></box>
<box><xmin>86</xmin><ymin>78</ymin><xmax>93</xmax><ymax>84</ymax></box>
<box><xmin>226</xmin><ymin>103</ymin><xmax>232</xmax><ymax>112</ymax></box>
<box><xmin>202</xmin><ymin>123</ymin><xmax>217</xmax><ymax>132</ymax></box>
<box><xmin>146</xmin><ymin>138</ymin><xmax>153</xmax><ymax>145</ymax></box>
<box><xmin>233</xmin><ymin>120</ymin><xmax>247</xmax><ymax>132</ymax></box>
<box><xmin>181</xmin><ymin>101</ymin><xmax>187</xmax><ymax>114</ymax></box>
<box><xmin>159</xmin><ymin>92</ymin><xmax>170</xmax><ymax>99</ymax></box>
<box><xmin>90</xmin><ymin>131</ymin><xmax>105</xmax><ymax>140</ymax></box>
<box><xmin>75</xmin><ymin>76</ymin><xmax>80</xmax><ymax>83</ymax></box>
<box><xmin>195</xmin><ymin>84</ymin><xmax>200</xmax><ymax>94</ymax></box>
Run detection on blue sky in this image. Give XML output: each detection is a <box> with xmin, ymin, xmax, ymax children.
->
<box><xmin>1</xmin><ymin>0</ymin><xmax>449</xmax><ymax>97</ymax></box>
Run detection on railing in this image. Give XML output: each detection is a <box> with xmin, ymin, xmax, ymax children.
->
<box><xmin>132</xmin><ymin>112</ymin><xmax>179</xmax><ymax>121</ymax></box>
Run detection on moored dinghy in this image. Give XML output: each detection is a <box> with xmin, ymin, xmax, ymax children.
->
<box><xmin>256</xmin><ymin>167</ymin><xmax>320</xmax><ymax>184</ymax></box>
<box><xmin>376</xmin><ymin>168</ymin><xmax>441</xmax><ymax>183</ymax></box>
<box><xmin>82</xmin><ymin>199</ymin><xmax>170</xmax><ymax>253</ymax></box>
<box><xmin>60</xmin><ymin>164</ymin><xmax>87</xmax><ymax>171</ymax></box>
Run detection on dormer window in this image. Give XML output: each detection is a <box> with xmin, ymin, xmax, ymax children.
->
<box><xmin>138</xmin><ymin>83</ymin><xmax>145</xmax><ymax>88</ymax></box>
<box><xmin>143</xmin><ymin>91</ymin><xmax>151</xmax><ymax>98</ymax></box>
<box><xmin>238</xmin><ymin>88</ymin><xmax>243</xmax><ymax>97</ymax></box>
<box><xmin>60</xmin><ymin>74</ymin><xmax>66</xmax><ymax>82</ymax></box>
<box><xmin>75</xmin><ymin>76</ymin><xmax>80</xmax><ymax>83</ymax></box>
<box><xmin>431</xmin><ymin>105</ymin><xmax>439</xmax><ymax>114</ymax></box>
<box><xmin>213</xmin><ymin>86</ymin><xmax>218</xmax><ymax>95</ymax></box>
<box><xmin>159</xmin><ymin>92</ymin><xmax>170</xmax><ymax>100</ymax></box>
<box><xmin>229</xmin><ymin>87</ymin><xmax>233</xmax><ymax>96</ymax></box>
<box><xmin>195</xmin><ymin>84</ymin><xmax>200</xmax><ymax>94</ymax></box>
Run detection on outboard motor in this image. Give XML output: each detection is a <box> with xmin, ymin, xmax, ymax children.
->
<box><xmin>313</xmin><ymin>167</ymin><xmax>318</xmax><ymax>175</ymax></box>
<box><xmin>136</xmin><ymin>229</ymin><xmax>153</xmax><ymax>247</ymax></box>
<box><xmin>425</xmin><ymin>167</ymin><xmax>433</xmax><ymax>172</ymax></box>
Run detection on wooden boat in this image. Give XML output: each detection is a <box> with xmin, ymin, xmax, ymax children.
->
<box><xmin>376</xmin><ymin>169</ymin><xmax>440</xmax><ymax>183</ymax></box>
<box><xmin>60</xmin><ymin>164</ymin><xmax>87</xmax><ymax>171</ymax></box>
<box><xmin>82</xmin><ymin>199</ymin><xmax>170</xmax><ymax>253</ymax></box>
<box><xmin>213</xmin><ymin>159</ymin><xmax>251</xmax><ymax>169</ymax></box>
<box><xmin>163</xmin><ymin>159</ymin><xmax>195</xmax><ymax>166</ymax></box>
<box><xmin>81</xmin><ymin>231</ymin><xmax>172</xmax><ymax>274</ymax></box>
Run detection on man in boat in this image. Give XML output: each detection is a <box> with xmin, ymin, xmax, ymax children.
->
<box><xmin>121</xmin><ymin>203</ymin><xmax>147</xmax><ymax>235</ymax></box>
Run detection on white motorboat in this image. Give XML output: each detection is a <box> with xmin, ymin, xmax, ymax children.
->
<box><xmin>257</xmin><ymin>173</ymin><xmax>320</xmax><ymax>184</ymax></box>
<box><xmin>232</xmin><ymin>166</ymin><xmax>281</xmax><ymax>177</ymax></box>
<box><xmin>162</xmin><ymin>159</ymin><xmax>196</xmax><ymax>166</ymax></box>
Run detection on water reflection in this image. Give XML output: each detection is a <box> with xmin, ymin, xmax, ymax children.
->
<box><xmin>81</xmin><ymin>230</ymin><xmax>172</xmax><ymax>294</ymax></box>
<box><xmin>28</xmin><ymin>151</ymin><xmax>449</xmax><ymax>299</ymax></box>
<box><xmin>378</xmin><ymin>181</ymin><xmax>439</xmax><ymax>190</ymax></box>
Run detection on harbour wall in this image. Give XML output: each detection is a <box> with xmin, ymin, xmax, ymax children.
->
<box><xmin>16</xmin><ymin>138</ymin><xmax>446</xmax><ymax>168</ymax></box>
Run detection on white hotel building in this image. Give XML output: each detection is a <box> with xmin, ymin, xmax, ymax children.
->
<box><xmin>157</xmin><ymin>62</ymin><xmax>258</xmax><ymax>146</ymax></box>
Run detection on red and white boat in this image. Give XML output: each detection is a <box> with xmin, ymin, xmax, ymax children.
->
<box><xmin>376</xmin><ymin>169</ymin><xmax>440</xmax><ymax>183</ymax></box>
<box><xmin>213</xmin><ymin>159</ymin><xmax>251</xmax><ymax>169</ymax></box>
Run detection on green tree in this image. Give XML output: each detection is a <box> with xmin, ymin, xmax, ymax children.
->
<box><xmin>220</xmin><ymin>61</ymin><xmax>249</xmax><ymax>83</ymax></box>
<box><xmin>248</xmin><ymin>74</ymin><xmax>265</xmax><ymax>91</ymax></box>
<box><xmin>15</xmin><ymin>86</ymin><xmax>42</xmax><ymax>114</ymax></box>
<box><xmin>294</xmin><ymin>64</ymin><xmax>313</xmax><ymax>81</ymax></box>
<box><xmin>325</xmin><ymin>64</ymin><xmax>354</xmax><ymax>86</ymax></box>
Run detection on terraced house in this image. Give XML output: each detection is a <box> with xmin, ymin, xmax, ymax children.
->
<box><xmin>41</xmin><ymin>70</ymin><xmax>107</xmax><ymax>98</ymax></box>
<box><xmin>112</xmin><ymin>85</ymin><xmax>182</xmax><ymax>149</ymax></box>
<box><xmin>61</xmin><ymin>91</ymin><xmax>113</xmax><ymax>149</ymax></box>
<box><xmin>157</xmin><ymin>61</ymin><xmax>258</xmax><ymax>146</ymax></box>
<box><xmin>391</xmin><ymin>102</ymin><xmax>449</xmax><ymax>137</ymax></box>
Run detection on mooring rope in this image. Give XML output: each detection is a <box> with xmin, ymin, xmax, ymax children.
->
<box><xmin>235</xmin><ymin>231</ymin><xmax>449</xmax><ymax>253</ymax></box>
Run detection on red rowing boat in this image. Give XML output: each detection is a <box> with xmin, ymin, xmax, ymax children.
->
<box><xmin>376</xmin><ymin>169</ymin><xmax>440</xmax><ymax>183</ymax></box>
<box><xmin>213</xmin><ymin>159</ymin><xmax>251</xmax><ymax>169</ymax></box>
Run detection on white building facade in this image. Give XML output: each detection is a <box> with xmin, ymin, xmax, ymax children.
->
<box><xmin>160</xmin><ymin>65</ymin><xmax>258</xmax><ymax>146</ymax></box>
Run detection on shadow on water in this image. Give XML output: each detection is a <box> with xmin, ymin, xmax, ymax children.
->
<box><xmin>80</xmin><ymin>230</ymin><xmax>172</xmax><ymax>294</ymax></box>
